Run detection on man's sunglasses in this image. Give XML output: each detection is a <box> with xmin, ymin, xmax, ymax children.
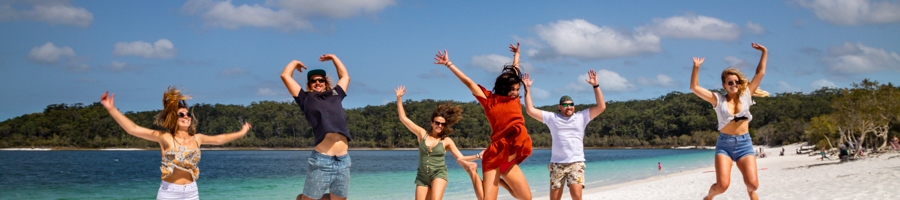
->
<box><xmin>726</xmin><ymin>80</ymin><xmax>742</xmax><ymax>86</ymax></box>
<box><xmin>178</xmin><ymin>112</ymin><xmax>193</xmax><ymax>118</ymax></box>
<box><xmin>310</xmin><ymin>78</ymin><xmax>327</xmax><ymax>83</ymax></box>
<box><xmin>560</xmin><ymin>103</ymin><xmax>574</xmax><ymax>107</ymax></box>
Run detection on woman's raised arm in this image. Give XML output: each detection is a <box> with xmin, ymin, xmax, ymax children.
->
<box><xmin>100</xmin><ymin>91</ymin><xmax>164</xmax><ymax>143</ymax></box>
<box><xmin>689</xmin><ymin>57</ymin><xmax>717</xmax><ymax>106</ymax></box>
<box><xmin>196</xmin><ymin>122</ymin><xmax>251</xmax><ymax>146</ymax></box>
<box><xmin>395</xmin><ymin>86</ymin><xmax>426</xmax><ymax>141</ymax></box>
<box><xmin>748</xmin><ymin>43</ymin><xmax>768</xmax><ymax>94</ymax></box>
<box><xmin>434</xmin><ymin>50</ymin><xmax>486</xmax><ymax>99</ymax></box>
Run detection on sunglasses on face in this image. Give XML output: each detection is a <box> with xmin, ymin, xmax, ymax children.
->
<box><xmin>433</xmin><ymin>121</ymin><xmax>447</xmax><ymax>127</ymax></box>
<box><xmin>560</xmin><ymin>103</ymin><xmax>575</xmax><ymax>107</ymax></box>
<box><xmin>309</xmin><ymin>78</ymin><xmax>326</xmax><ymax>84</ymax></box>
<box><xmin>726</xmin><ymin>80</ymin><xmax>742</xmax><ymax>86</ymax></box>
<box><xmin>178</xmin><ymin>112</ymin><xmax>193</xmax><ymax>118</ymax></box>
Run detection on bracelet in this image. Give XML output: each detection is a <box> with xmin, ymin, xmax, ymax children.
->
<box><xmin>445</xmin><ymin>61</ymin><xmax>453</xmax><ymax>67</ymax></box>
<box><xmin>475</xmin><ymin>152</ymin><xmax>482</xmax><ymax>159</ymax></box>
<box><xmin>593</xmin><ymin>84</ymin><xmax>600</xmax><ymax>88</ymax></box>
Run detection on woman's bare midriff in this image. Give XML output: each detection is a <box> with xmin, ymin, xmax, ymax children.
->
<box><xmin>314</xmin><ymin>132</ymin><xmax>349</xmax><ymax>156</ymax></box>
<box><xmin>163</xmin><ymin>169</ymin><xmax>195</xmax><ymax>185</ymax></box>
<box><xmin>720</xmin><ymin>120</ymin><xmax>749</xmax><ymax>135</ymax></box>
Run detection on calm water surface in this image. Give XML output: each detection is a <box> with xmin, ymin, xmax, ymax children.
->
<box><xmin>0</xmin><ymin>149</ymin><xmax>712</xmax><ymax>199</ymax></box>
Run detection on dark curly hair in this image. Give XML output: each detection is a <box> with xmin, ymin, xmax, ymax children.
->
<box><xmin>492</xmin><ymin>65</ymin><xmax>525</xmax><ymax>97</ymax></box>
<box><xmin>430</xmin><ymin>103</ymin><xmax>463</xmax><ymax>140</ymax></box>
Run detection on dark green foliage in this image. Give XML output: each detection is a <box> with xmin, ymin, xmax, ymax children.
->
<box><xmin>0</xmin><ymin>88</ymin><xmax>844</xmax><ymax>148</ymax></box>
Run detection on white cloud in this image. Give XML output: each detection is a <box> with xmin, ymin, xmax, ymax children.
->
<box><xmin>99</xmin><ymin>61</ymin><xmax>138</xmax><ymax>72</ymax></box>
<box><xmin>823</xmin><ymin>42</ymin><xmax>900</xmax><ymax>75</ymax></box>
<box><xmin>469</xmin><ymin>54</ymin><xmax>541</xmax><ymax>73</ymax></box>
<box><xmin>638</xmin><ymin>13</ymin><xmax>742</xmax><ymax>41</ymax></box>
<box><xmin>532</xmin><ymin>19</ymin><xmax>661</xmax><ymax>60</ymax></box>
<box><xmin>555</xmin><ymin>70</ymin><xmax>636</xmax><ymax>93</ymax></box>
<box><xmin>529</xmin><ymin>87</ymin><xmax>550</xmax><ymax>100</ymax></box>
<box><xmin>219</xmin><ymin>67</ymin><xmax>249</xmax><ymax>77</ymax></box>
<box><xmin>112</xmin><ymin>39</ymin><xmax>179</xmax><ymax>59</ymax></box>
<box><xmin>723</xmin><ymin>56</ymin><xmax>748</xmax><ymax>68</ymax></box>
<box><xmin>28</xmin><ymin>42</ymin><xmax>75</xmax><ymax>65</ymax></box>
<box><xmin>811</xmin><ymin>79</ymin><xmax>838</xmax><ymax>89</ymax></box>
<box><xmin>0</xmin><ymin>1</ymin><xmax>93</xmax><ymax>27</ymax></box>
<box><xmin>776</xmin><ymin>81</ymin><xmax>801</xmax><ymax>92</ymax></box>
<box><xmin>257</xmin><ymin>87</ymin><xmax>282</xmax><ymax>96</ymax></box>
<box><xmin>636</xmin><ymin>74</ymin><xmax>680</xmax><ymax>88</ymax></box>
<box><xmin>795</xmin><ymin>0</ymin><xmax>900</xmax><ymax>25</ymax></box>
<box><xmin>181</xmin><ymin>0</ymin><xmax>395</xmax><ymax>31</ymax></box>
<box><xmin>745</xmin><ymin>21</ymin><xmax>768</xmax><ymax>35</ymax></box>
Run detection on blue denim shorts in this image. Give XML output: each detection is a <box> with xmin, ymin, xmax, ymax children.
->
<box><xmin>303</xmin><ymin>151</ymin><xmax>351</xmax><ymax>199</ymax></box>
<box><xmin>715</xmin><ymin>133</ymin><xmax>755</xmax><ymax>161</ymax></box>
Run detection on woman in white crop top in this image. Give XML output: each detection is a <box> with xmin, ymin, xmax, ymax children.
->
<box><xmin>101</xmin><ymin>87</ymin><xmax>251</xmax><ymax>200</ymax></box>
<box><xmin>690</xmin><ymin>43</ymin><xmax>770</xmax><ymax>200</ymax></box>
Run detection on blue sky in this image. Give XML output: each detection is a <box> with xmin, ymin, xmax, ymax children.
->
<box><xmin>2</xmin><ymin>0</ymin><xmax>899</xmax><ymax>120</ymax></box>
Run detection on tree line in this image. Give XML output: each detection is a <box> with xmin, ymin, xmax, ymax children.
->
<box><xmin>1</xmin><ymin>81</ymin><xmax>896</xmax><ymax>149</ymax></box>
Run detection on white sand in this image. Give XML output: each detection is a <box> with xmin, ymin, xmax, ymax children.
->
<box><xmin>535</xmin><ymin>144</ymin><xmax>900</xmax><ymax>200</ymax></box>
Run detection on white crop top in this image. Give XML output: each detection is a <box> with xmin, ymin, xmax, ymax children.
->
<box><xmin>713</xmin><ymin>89</ymin><xmax>754</xmax><ymax>130</ymax></box>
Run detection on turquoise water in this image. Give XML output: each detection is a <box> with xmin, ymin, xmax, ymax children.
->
<box><xmin>0</xmin><ymin>149</ymin><xmax>712</xmax><ymax>199</ymax></box>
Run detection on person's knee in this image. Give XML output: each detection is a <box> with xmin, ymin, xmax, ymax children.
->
<box><xmin>745</xmin><ymin>180</ymin><xmax>759</xmax><ymax>192</ymax></box>
<box><xmin>715</xmin><ymin>182</ymin><xmax>730</xmax><ymax>192</ymax></box>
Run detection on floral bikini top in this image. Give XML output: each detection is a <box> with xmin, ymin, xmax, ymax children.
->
<box><xmin>160</xmin><ymin>136</ymin><xmax>201</xmax><ymax>181</ymax></box>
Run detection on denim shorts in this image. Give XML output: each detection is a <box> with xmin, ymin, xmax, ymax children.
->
<box><xmin>715</xmin><ymin>133</ymin><xmax>755</xmax><ymax>161</ymax></box>
<box><xmin>303</xmin><ymin>151</ymin><xmax>351</xmax><ymax>199</ymax></box>
<box><xmin>157</xmin><ymin>181</ymin><xmax>199</xmax><ymax>200</ymax></box>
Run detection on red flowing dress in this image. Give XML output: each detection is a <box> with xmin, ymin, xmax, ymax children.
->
<box><xmin>475</xmin><ymin>85</ymin><xmax>533</xmax><ymax>172</ymax></box>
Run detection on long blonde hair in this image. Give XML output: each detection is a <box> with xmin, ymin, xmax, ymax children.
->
<box><xmin>721</xmin><ymin>68</ymin><xmax>770</xmax><ymax>97</ymax></box>
<box><xmin>155</xmin><ymin>86</ymin><xmax>197</xmax><ymax>135</ymax></box>
<box><xmin>306</xmin><ymin>76</ymin><xmax>334</xmax><ymax>92</ymax></box>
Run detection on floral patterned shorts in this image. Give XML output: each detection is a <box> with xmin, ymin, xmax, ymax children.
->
<box><xmin>548</xmin><ymin>161</ymin><xmax>585</xmax><ymax>189</ymax></box>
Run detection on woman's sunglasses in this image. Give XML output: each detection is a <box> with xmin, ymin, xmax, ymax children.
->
<box><xmin>178</xmin><ymin>112</ymin><xmax>193</xmax><ymax>118</ymax></box>
<box><xmin>433</xmin><ymin>121</ymin><xmax>447</xmax><ymax>127</ymax></box>
<box><xmin>309</xmin><ymin>78</ymin><xmax>327</xmax><ymax>83</ymax></box>
<box><xmin>726</xmin><ymin>80</ymin><xmax>742</xmax><ymax>86</ymax></box>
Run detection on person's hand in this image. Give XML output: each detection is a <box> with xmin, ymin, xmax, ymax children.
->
<box><xmin>585</xmin><ymin>69</ymin><xmax>598</xmax><ymax>86</ymax></box>
<box><xmin>751</xmin><ymin>43</ymin><xmax>767</xmax><ymax>52</ymax></box>
<box><xmin>289</xmin><ymin>60</ymin><xmax>306</xmax><ymax>73</ymax></box>
<box><xmin>693</xmin><ymin>57</ymin><xmax>705</xmax><ymax>68</ymax></box>
<box><xmin>509</xmin><ymin>42</ymin><xmax>520</xmax><ymax>53</ymax></box>
<box><xmin>457</xmin><ymin>159</ymin><xmax>477</xmax><ymax>172</ymax></box>
<box><xmin>395</xmin><ymin>86</ymin><xmax>406</xmax><ymax>98</ymax></box>
<box><xmin>522</xmin><ymin>73</ymin><xmax>534</xmax><ymax>88</ymax></box>
<box><xmin>433</xmin><ymin>50</ymin><xmax>451</xmax><ymax>66</ymax></box>
<box><xmin>319</xmin><ymin>54</ymin><xmax>337</xmax><ymax>62</ymax></box>
<box><xmin>241</xmin><ymin>122</ymin><xmax>252</xmax><ymax>131</ymax></box>
<box><xmin>100</xmin><ymin>91</ymin><xmax>116</xmax><ymax>110</ymax></box>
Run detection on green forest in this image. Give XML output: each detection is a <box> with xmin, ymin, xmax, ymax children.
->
<box><xmin>1</xmin><ymin>79</ymin><xmax>897</xmax><ymax>150</ymax></box>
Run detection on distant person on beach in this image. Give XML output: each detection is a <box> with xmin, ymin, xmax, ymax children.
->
<box><xmin>100</xmin><ymin>88</ymin><xmax>251</xmax><ymax>200</ymax></box>
<box><xmin>395</xmin><ymin>86</ymin><xmax>504</xmax><ymax>200</ymax></box>
<box><xmin>658</xmin><ymin>162</ymin><xmax>662</xmax><ymax>171</ymax></box>
<box><xmin>820</xmin><ymin>147</ymin><xmax>832</xmax><ymax>160</ymax></box>
<box><xmin>780</xmin><ymin>147</ymin><xmax>784</xmax><ymax>156</ymax></box>
<box><xmin>522</xmin><ymin>69</ymin><xmax>606</xmax><ymax>200</ymax></box>
<box><xmin>434</xmin><ymin>43</ymin><xmax>533</xmax><ymax>200</ymax></box>
<box><xmin>891</xmin><ymin>136</ymin><xmax>900</xmax><ymax>150</ymax></box>
<box><xmin>690</xmin><ymin>43</ymin><xmax>770</xmax><ymax>200</ymax></box>
<box><xmin>839</xmin><ymin>145</ymin><xmax>849</xmax><ymax>160</ymax></box>
<box><xmin>281</xmin><ymin>54</ymin><xmax>352</xmax><ymax>200</ymax></box>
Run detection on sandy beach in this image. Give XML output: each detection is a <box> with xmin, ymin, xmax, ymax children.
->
<box><xmin>540</xmin><ymin>144</ymin><xmax>900</xmax><ymax>199</ymax></box>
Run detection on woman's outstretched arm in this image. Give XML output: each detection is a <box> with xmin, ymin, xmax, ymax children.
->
<box><xmin>100</xmin><ymin>91</ymin><xmax>164</xmax><ymax>143</ymax></box>
<box><xmin>395</xmin><ymin>86</ymin><xmax>426</xmax><ymax>141</ymax></box>
<box><xmin>510</xmin><ymin>42</ymin><xmax>520</xmax><ymax>69</ymax></box>
<box><xmin>748</xmin><ymin>43</ymin><xmax>768</xmax><ymax>94</ymax></box>
<box><xmin>196</xmin><ymin>123</ymin><xmax>251</xmax><ymax>145</ymax></box>
<box><xmin>320</xmin><ymin>54</ymin><xmax>350</xmax><ymax>92</ymax></box>
<box><xmin>434</xmin><ymin>50</ymin><xmax>486</xmax><ymax>99</ymax></box>
<box><xmin>522</xmin><ymin>73</ymin><xmax>543</xmax><ymax>122</ymax></box>
<box><xmin>281</xmin><ymin>60</ymin><xmax>306</xmax><ymax>97</ymax></box>
<box><xmin>586</xmin><ymin>69</ymin><xmax>607</xmax><ymax>119</ymax></box>
<box><xmin>690</xmin><ymin>57</ymin><xmax>717</xmax><ymax>106</ymax></box>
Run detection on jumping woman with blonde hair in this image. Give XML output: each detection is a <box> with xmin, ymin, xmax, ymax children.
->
<box><xmin>100</xmin><ymin>87</ymin><xmax>251</xmax><ymax>200</ymax></box>
<box><xmin>690</xmin><ymin>43</ymin><xmax>770</xmax><ymax>200</ymax></box>
<box><xmin>434</xmin><ymin>43</ymin><xmax>533</xmax><ymax>200</ymax></box>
